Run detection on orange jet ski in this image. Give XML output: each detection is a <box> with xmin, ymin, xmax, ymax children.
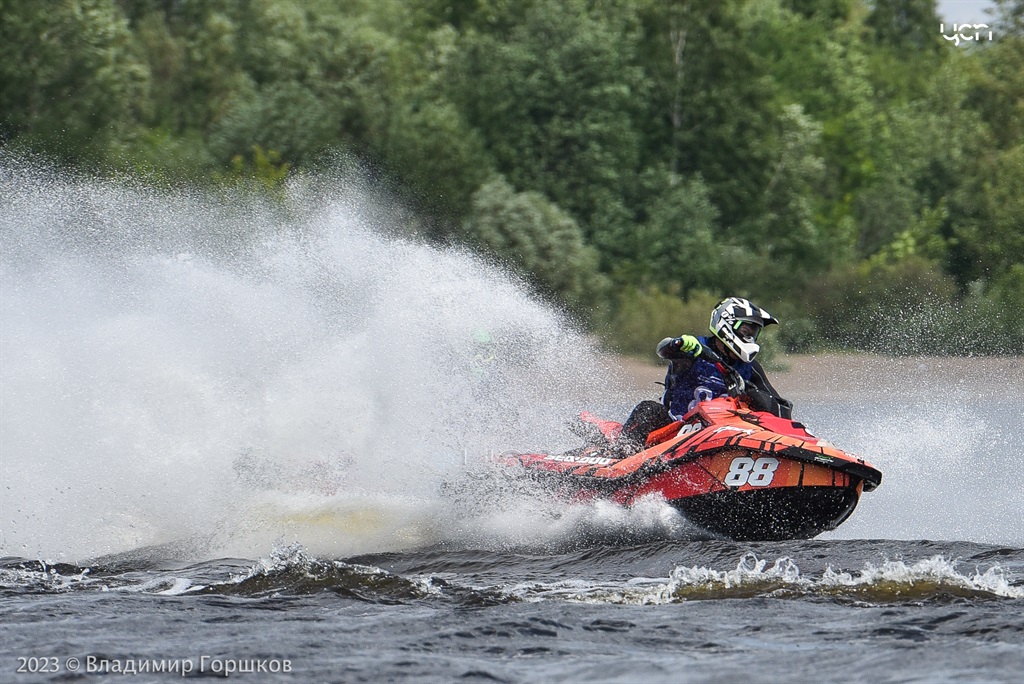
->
<box><xmin>497</xmin><ymin>371</ymin><xmax>882</xmax><ymax>541</ymax></box>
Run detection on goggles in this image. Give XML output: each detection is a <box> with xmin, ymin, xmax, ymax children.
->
<box><xmin>734</xmin><ymin>321</ymin><xmax>763</xmax><ymax>343</ymax></box>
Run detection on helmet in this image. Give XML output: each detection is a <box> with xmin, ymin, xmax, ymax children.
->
<box><xmin>709</xmin><ymin>297</ymin><xmax>778</xmax><ymax>363</ymax></box>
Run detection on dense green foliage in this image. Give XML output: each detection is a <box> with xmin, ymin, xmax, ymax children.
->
<box><xmin>2</xmin><ymin>0</ymin><xmax>1021</xmax><ymax>355</ymax></box>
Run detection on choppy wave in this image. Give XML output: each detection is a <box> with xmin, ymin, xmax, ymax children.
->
<box><xmin>0</xmin><ymin>560</ymin><xmax>97</xmax><ymax>595</ymax></box>
<box><xmin>514</xmin><ymin>553</ymin><xmax>1024</xmax><ymax>604</ymax></box>
<box><xmin>211</xmin><ymin>544</ymin><xmax>433</xmax><ymax>602</ymax></box>
<box><xmin>5</xmin><ymin>541</ymin><xmax>1022</xmax><ymax>608</ymax></box>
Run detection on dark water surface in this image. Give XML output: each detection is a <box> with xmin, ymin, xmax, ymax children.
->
<box><xmin>3</xmin><ymin>539</ymin><xmax>1022</xmax><ymax>682</ymax></box>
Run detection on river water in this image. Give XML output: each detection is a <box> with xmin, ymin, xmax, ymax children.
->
<box><xmin>2</xmin><ymin>160</ymin><xmax>1022</xmax><ymax>682</ymax></box>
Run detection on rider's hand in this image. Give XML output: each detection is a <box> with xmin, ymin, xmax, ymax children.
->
<box><xmin>676</xmin><ymin>335</ymin><xmax>702</xmax><ymax>357</ymax></box>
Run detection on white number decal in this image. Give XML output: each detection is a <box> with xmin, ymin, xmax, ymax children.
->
<box><xmin>748</xmin><ymin>457</ymin><xmax>779</xmax><ymax>486</ymax></box>
<box><xmin>724</xmin><ymin>456</ymin><xmax>779</xmax><ymax>487</ymax></box>
<box><xmin>724</xmin><ymin>457</ymin><xmax>754</xmax><ymax>486</ymax></box>
<box><xmin>676</xmin><ymin>422</ymin><xmax>703</xmax><ymax>438</ymax></box>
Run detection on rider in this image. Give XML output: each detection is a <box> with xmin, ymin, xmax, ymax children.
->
<box><xmin>617</xmin><ymin>297</ymin><xmax>793</xmax><ymax>451</ymax></box>
<box><xmin>661</xmin><ymin>296</ymin><xmax>791</xmax><ymax>420</ymax></box>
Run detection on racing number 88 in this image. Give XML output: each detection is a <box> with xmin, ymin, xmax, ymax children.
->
<box><xmin>724</xmin><ymin>456</ymin><xmax>780</xmax><ymax>487</ymax></box>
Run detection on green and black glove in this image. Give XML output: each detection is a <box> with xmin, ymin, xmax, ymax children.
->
<box><xmin>676</xmin><ymin>335</ymin><xmax>702</xmax><ymax>357</ymax></box>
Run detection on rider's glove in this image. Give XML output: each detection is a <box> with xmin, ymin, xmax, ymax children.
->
<box><xmin>676</xmin><ymin>335</ymin><xmax>702</xmax><ymax>357</ymax></box>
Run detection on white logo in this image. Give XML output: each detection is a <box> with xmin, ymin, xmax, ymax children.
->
<box><xmin>941</xmin><ymin>23</ymin><xmax>993</xmax><ymax>46</ymax></box>
<box><xmin>545</xmin><ymin>453</ymin><xmax>613</xmax><ymax>466</ymax></box>
<box><xmin>712</xmin><ymin>426</ymin><xmax>755</xmax><ymax>436</ymax></box>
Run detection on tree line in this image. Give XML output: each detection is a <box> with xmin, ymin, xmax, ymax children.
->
<box><xmin>2</xmin><ymin>0</ymin><xmax>1021</xmax><ymax>355</ymax></box>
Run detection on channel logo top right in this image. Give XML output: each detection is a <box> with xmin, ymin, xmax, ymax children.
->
<box><xmin>941</xmin><ymin>23</ymin><xmax>995</xmax><ymax>46</ymax></box>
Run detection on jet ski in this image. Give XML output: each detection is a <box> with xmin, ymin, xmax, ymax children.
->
<box><xmin>496</xmin><ymin>352</ymin><xmax>882</xmax><ymax>541</ymax></box>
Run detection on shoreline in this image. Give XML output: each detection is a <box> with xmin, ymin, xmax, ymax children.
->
<box><xmin>609</xmin><ymin>353</ymin><xmax>1024</xmax><ymax>402</ymax></box>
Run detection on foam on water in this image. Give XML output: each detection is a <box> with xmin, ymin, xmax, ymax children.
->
<box><xmin>511</xmin><ymin>553</ymin><xmax>1024</xmax><ymax>603</ymax></box>
<box><xmin>0</xmin><ymin>561</ymin><xmax>96</xmax><ymax>594</ymax></box>
<box><xmin>0</xmin><ymin>158</ymin><xmax>628</xmax><ymax>562</ymax></box>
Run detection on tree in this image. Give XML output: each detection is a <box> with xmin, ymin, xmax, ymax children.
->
<box><xmin>450</xmin><ymin>0</ymin><xmax>646</xmax><ymax>246</ymax></box>
<box><xmin>461</xmin><ymin>176</ymin><xmax>604</xmax><ymax>312</ymax></box>
<box><xmin>626</xmin><ymin>171</ymin><xmax>721</xmax><ymax>293</ymax></box>
<box><xmin>635</xmin><ymin>0</ymin><xmax>780</xmax><ymax>232</ymax></box>
<box><xmin>865</xmin><ymin>0</ymin><xmax>944</xmax><ymax>51</ymax></box>
<box><xmin>0</xmin><ymin>0</ymin><xmax>150</xmax><ymax>162</ymax></box>
<box><xmin>375</xmin><ymin>25</ymin><xmax>493</xmax><ymax>230</ymax></box>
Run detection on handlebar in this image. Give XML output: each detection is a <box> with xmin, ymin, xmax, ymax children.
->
<box><xmin>699</xmin><ymin>342</ymin><xmax>746</xmax><ymax>396</ymax></box>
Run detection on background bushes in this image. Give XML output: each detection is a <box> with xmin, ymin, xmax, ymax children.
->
<box><xmin>1</xmin><ymin>0</ymin><xmax>1020</xmax><ymax>357</ymax></box>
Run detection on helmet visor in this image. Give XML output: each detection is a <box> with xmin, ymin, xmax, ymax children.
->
<box><xmin>734</xmin><ymin>321</ymin><xmax>763</xmax><ymax>344</ymax></box>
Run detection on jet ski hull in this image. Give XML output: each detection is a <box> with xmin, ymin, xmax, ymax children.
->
<box><xmin>497</xmin><ymin>397</ymin><xmax>882</xmax><ymax>541</ymax></box>
<box><xmin>671</xmin><ymin>484</ymin><xmax>862</xmax><ymax>541</ymax></box>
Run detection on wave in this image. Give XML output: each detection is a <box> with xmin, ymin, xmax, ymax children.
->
<box><xmin>5</xmin><ymin>542</ymin><xmax>1021</xmax><ymax>608</ymax></box>
<box><xmin>513</xmin><ymin>552</ymin><xmax>1024</xmax><ymax>603</ymax></box>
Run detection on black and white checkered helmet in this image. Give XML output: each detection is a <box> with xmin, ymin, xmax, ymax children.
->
<box><xmin>709</xmin><ymin>297</ymin><xmax>779</xmax><ymax>363</ymax></box>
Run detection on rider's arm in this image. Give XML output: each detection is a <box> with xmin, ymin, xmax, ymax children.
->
<box><xmin>657</xmin><ymin>335</ymin><xmax>702</xmax><ymax>362</ymax></box>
